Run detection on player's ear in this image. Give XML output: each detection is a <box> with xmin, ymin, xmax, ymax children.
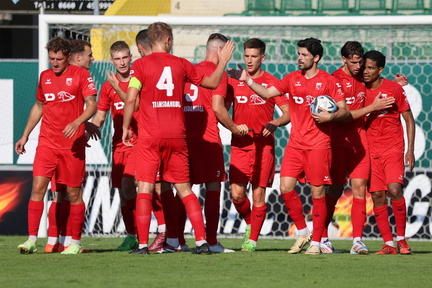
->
<box><xmin>261</xmin><ymin>53</ymin><xmax>266</xmax><ymax>63</ymax></box>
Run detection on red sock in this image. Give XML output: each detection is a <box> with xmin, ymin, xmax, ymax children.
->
<box><xmin>70</xmin><ymin>203</ymin><xmax>85</xmax><ymax>241</ymax></box>
<box><xmin>391</xmin><ymin>197</ymin><xmax>407</xmax><ymax>238</ymax></box>
<box><xmin>282</xmin><ymin>190</ymin><xmax>306</xmax><ymax>230</ymax></box>
<box><xmin>373</xmin><ymin>204</ymin><xmax>393</xmax><ymax>242</ymax></box>
<box><xmin>121</xmin><ymin>198</ymin><xmax>137</xmax><ymax>235</ymax></box>
<box><xmin>136</xmin><ymin>193</ymin><xmax>152</xmax><ymax>245</ymax></box>
<box><xmin>322</xmin><ymin>195</ymin><xmax>338</xmax><ymax>238</ymax></box>
<box><xmin>182</xmin><ymin>194</ymin><xmax>206</xmax><ymax>242</ymax></box>
<box><xmin>47</xmin><ymin>202</ymin><xmax>60</xmax><ymax>238</ymax></box>
<box><xmin>232</xmin><ymin>197</ymin><xmax>251</xmax><ymax>224</ymax></box>
<box><xmin>160</xmin><ymin>189</ymin><xmax>179</xmax><ymax>239</ymax></box>
<box><xmin>151</xmin><ymin>193</ymin><xmax>165</xmax><ymax>226</ymax></box>
<box><xmin>250</xmin><ymin>204</ymin><xmax>267</xmax><ymax>242</ymax></box>
<box><xmin>311</xmin><ymin>197</ymin><xmax>327</xmax><ymax>242</ymax></box>
<box><xmin>176</xmin><ymin>195</ymin><xmax>187</xmax><ymax>245</ymax></box>
<box><xmin>28</xmin><ymin>200</ymin><xmax>44</xmax><ymax>236</ymax></box>
<box><xmin>61</xmin><ymin>200</ymin><xmax>71</xmax><ymax>237</ymax></box>
<box><xmin>205</xmin><ymin>191</ymin><xmax>220</xmax><ymax>245</ymax></box>
<box><xmin>351</xmin><ymin>198</ymin><xmax>366</xmax><ymax>239</ymax></box>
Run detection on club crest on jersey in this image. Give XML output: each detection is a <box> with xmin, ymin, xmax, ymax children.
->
<box><xmin>45</xmin><ymin>79</ymin><xmax>52</xmax><ymax>85</ymax></box>
<box><xmin>250</xmin><ymin>95</ymin><xmax>266</xmax><ymax>105</ymax></box>
<box><xmin>66</xmin><ymin>78</ymin><xmax>73</xmax><ymax>86</ymax></box>
<box><xmin>58</xmin><ymin>91</ymin><xmax>75</xmax><ymax>102</ymax></box>
<box><xmin>315</xmin><ymin>83</ymin><xmax>322</xmax><ymax>90</ymax></box>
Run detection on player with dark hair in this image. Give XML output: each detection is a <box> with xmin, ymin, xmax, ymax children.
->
<box><xmin>90</xmin><ymin>41</ymin><xmax>140</xmax><ymax>251</ymax></box>
<box><xmin>362</xmin><ymin>50</ymin><xmax>415</xmax><ymax>255</ymax></box>
<box><xmin>122</xmin><ymin>22</ymin><xmax>234</xmax><ymax>255</ymax></box>
<box><xmin>135</xmin><ymin>29</ymin><xmax>152</xmax><ymax>58</ymax></box>
<box><xmin>238</xmin><ymin>37</ymin><xmax>350</xmax><ymax>255</ymax></box>
<box><xmin>227</xmin><ymin>38</ymin><xmax>289</xmax><ymax>252</ymax></box>
<box><xmin>16</xmin><ymin>36</ymin><xmax>97</xmax><ymax>254</ymax></box>
<box><xmin>182</xmin><ymin>33</ymin><xmax>244</xmax><ymax>253</ymax></box>
<box><xmin>70</xmin><ymin>39</ymin><xmax>94</xmax><ymax>70</ymax></box>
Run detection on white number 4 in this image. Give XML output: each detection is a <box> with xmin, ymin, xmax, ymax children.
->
<box><xmin>156</xmin><ymin>67</ymin><xmax>174</xmax><ymax>96</ymax></box>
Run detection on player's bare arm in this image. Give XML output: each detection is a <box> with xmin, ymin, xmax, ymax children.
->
<box><xmin>311</xmin><ymin>100</ymin><xmax>350</xmax><ymax>123</ymax></box>
<box><xmin>348</xmin><ymin>92</ymin><xmax>395</xmax><ymax>121</ymax></box>
<box><xmin>262</xmin><ymin>103</ymin><xmax>290</xmax><ymax>137</ymax></box>
<box><xmin>201</xmin><ymin>40</ymin><xmax>234</xmax><ymax>89</ymax></box>
<box><xmin>239</xmin><ymin>69</ymin><xmax>281</xmax><ymax>100</ymax></box>
<box><xmin>15</xmin><ymin>101</ymin><xmax>44</xmax><ymax>154</ymax></box>
<box><xmin>85</xmin><ymin>110</ymin><xmax>107</xmax><ymax>142</ymax></box>
<box><xmin>122</xmin><ymin>86</ymin><xmax>138</xmax><ymax>146</ymax></box>
<box><xmin>212</xmin><ymin>94</ymin><xmax>248</xmax><ymax>137</ymax></box>
<box><xmin>63</xmin><ymin>95</ymin><xmax>97</xmax><ymax>138</ymax></box>
<box><xmin>402</xmin><ymin>109</ymin><xmax>416</xmax><ymax>171</ymax></box>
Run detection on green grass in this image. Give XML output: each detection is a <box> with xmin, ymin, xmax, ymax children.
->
<box><xmin>0</xmin><ymin>236</ymin><xmax>430</xmax><ymax>288</ymax></box>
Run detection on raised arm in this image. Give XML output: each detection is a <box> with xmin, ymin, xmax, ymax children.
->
<box><xmin>239</xmin><ymin>69</ymin><xmax>281</xmax><ymax>99</ymax></box>
<box><xmin>201</xmin><ymin>40</ymin><xmax>234</xmax><ymax>89</ymax></box>
<box><xmin>212</xmin><ymin>94</ymin><xmax>248</xmax><ymax>137</ymax></box>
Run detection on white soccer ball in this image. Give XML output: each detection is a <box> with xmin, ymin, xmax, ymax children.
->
<box><xmin>310</xmin><ymin>95</ymin><xmax>338</xmax><ymax>114</ymax></box>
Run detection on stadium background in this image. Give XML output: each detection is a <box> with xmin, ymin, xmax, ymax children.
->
<box><xmin>0</xmin><ymin>0</ymin><xmax>431</xmax><ymax>240</ymax></box>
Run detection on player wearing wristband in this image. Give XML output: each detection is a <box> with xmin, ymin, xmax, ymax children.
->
<box><xmin>227</xmin><ymin>38</ymin><xmax>289</xmax><ymax>252</ymax></box>
<box><xmin>91</xmin><ymin>41</ymin><xmax>139</xmax><ymax>251</ymax></box>
<box><xmin>122</xmin><ymin>22</ymin><xmax>234</xmax><ymax>255</ymax></box>
<box><xmin>362</xmin><ymin>50</ymin><xmax>415</xmax><ymax>255</ymax></box>
<box><xmin>239</xmin><ymin>38</ymin><xmax>350</xmax><ymax>255</ymax></box>
<box><xmin>16</xmin><ymin>37</ymin><xmax>97</xmax><ymax>254</ymax></box>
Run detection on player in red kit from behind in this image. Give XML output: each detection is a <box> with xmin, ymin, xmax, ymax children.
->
<box><xmin>122</xmin><ymin>22</ymin><xmax>234</xmax><ymax>255</ymax></box>
<box><xmin>362</xmin><ymin>50</ymin><xmax>415</xmax><ymax>255</ymax></box>
<box><xmin>16</xmin><ymin>37</ymin><xmax>97</xmax><ymax>254</ymax></box>
<box><xmin>239</xmin><ymin>38</ymin><xmax>350</xmax><ymax>255</ymax></box>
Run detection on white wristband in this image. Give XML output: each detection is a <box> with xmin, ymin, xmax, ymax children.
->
<box><xmin>247</xmin><ymin>78</ymin><xmax>253</xmax><ymax>86</ymax></box>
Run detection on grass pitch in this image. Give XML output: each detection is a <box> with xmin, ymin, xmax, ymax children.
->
<box><xmin>0</xmin><ymin>236</ymin><xmax>430</xmax><ymax>288</ymax></box>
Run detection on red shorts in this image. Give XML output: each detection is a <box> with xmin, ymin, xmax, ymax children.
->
<box><xmin>135</xmin><ymin>138</ymin><xmax>189</xmax><ymax>184</ymax></box>
<box><xmin>280</xmin><ymin>146</ymin><xmax>332</xmax><ymax>186</ymax></box>
<box><xmin>50</xmin><ymin>175</ymin><xmax>66</xmax><ymax>192</ymax></box>
<box><xmin>369</xmin><ymin>153</ymin><xmax>405</xmax><ymax>193</ymax></box>
<box><xmin>33</xmin><ymin>145</ymin><xmax>85</xmax><ymax>187</ymax></box>
<box><xmin>229</xmin><ymin>147</ymin><xmax>275</xmax><ymax>188</ymax></box>
<box><xmin>187</xmin><ymin>141</ymin><xmax>226</xmax><ymax>184</ymax></box>
<box><xmin>112</xmin><ymin>147</ymin><xmax>136</xmax><ymax>188</ymax></box>
<box><xmin>330</xmin><ymin>144</ymin><xmax>370</xmax><ymax>185</ymax></box>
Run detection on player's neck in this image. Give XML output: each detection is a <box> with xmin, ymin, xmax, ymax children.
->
<box><xmin>249</xmin><ymin>68</ymin><xmax>264</xmax><ymax>79</ymax></box>
<box><xmin>204</xmin><ymin>53</ymin><xmax>218</xmax><ymax>65</ymax></box>
<box><xmin>117</xmin><ymin>71</ymin><xmax>130</xmax><ymax>82</ymax></box>
<box><xmin>342</xmin><ymin>65</ymin><xmax>354</xmax><ymax>77</ymax></box>
<box><xmin>303</xmin><ymin>67</ymin><xmax>319</xmax><ymax>79</ymax></box>
<box><xmin>367</xmin><ymin>77</ymin><xmax>383</xmax><ymax>90</ymax></box>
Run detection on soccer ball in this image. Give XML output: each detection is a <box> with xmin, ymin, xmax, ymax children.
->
<box><xmin>310</xmin><ymin>95</ymin><xmax>338</xmax><ymax>114</ymax></box>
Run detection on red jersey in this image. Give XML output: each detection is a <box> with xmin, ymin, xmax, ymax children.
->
<box><xmin>98</xmin><ymin>75</ymin><xmax>139</xmax><ymax>151</ymax></box>
<box><xmin>331</xmin><ymin>68</ymin><xmax>367</xmax><ymax>148</ymax></box>
<box><xmin>364</xmin><ymin>78</ymin><xmax>410</xmax><ymax>157</ymax></box>
<box><xmin>130</xmin><ymin>52</ymin><xmax>205</xmax><ymax>139</ymax></box>
<box><xmin>36</xmin><ymin>65</ymin><xmax>96</xmax><ymax>149</ymax></box>
<box><xmin>227</xmin><ymin>71</ymin><xmax>288</xmax><ymax>150</ymax></box>
<box><xmin>274</xmin><ymin>69</ymin><xmax>344</xmax><ymax>149</ymax></box>
<box><xmin>183</xmin><ymin>61</ymin><xmax>227</xmax><ymax>144</ymax></box>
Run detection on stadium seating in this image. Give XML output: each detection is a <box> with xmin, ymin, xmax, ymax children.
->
<box><xmin>390</xmin><ymin>0</ymin><xmax>430</xmax><ymax>14</ymax></box>
<box><xmin>278</xmin><ymin>0</ymin><xmax>319</xmax><ymax>16</ymax></box>
<box><xmin>352</xmin><ymin>0</ymin><xmax>390</xmax><ymax>15</ymax></box>
<box><xmin>317</xmin><ymin>0</ymin><xmax>354</xmax><ymax>15</ymax></box>
<box><xmin>225</xmin><ymin>0</ymin><xmax>279</xmax><ymax>16</ymax></box>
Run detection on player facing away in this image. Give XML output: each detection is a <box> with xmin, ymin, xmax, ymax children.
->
<box><xmin>122</xmin><ymin>22</ymin><xmax>234</xmax><ymax>255</ymax></box>
<box><xmin>183</xmin><ymin>33</ymin><xmax>239</xmax><ymax>253</ymax></box>
<box><xmin>91</xmin><ymin>41</ymin><xmax>140</xmax><ymax>251</ymax></box>
<box><xmin>362</xmin><ymin>50</ymin><xmax>415</xmax><ymax>255</ymax></box>
<box><xmin>227</xmin><ymin>38</ymin><xmax>289</xmax><ymax>252</ymax></box>
<box><xmin>239</xmin><ymin>38</ymin><xmax>350</xmax><ymax>255</ymax></box>
<box><xmin>16</xmin><ymin>37</ymin><xmax>97</xmax><ymax>254</ymax></box>
<box><xmin>44</xmin><ymin>38</ymin><xmax>97</xmax><ymax>253</ymax></box>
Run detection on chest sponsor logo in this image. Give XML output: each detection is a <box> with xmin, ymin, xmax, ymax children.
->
<box><xmin>236</xmin><ymin>96</ymin><xmax>248</xmax><ymax>104</ymax></box>
<box><xmin>250</xmin><ymin>95</ymin><xmax>266</xmax><ymax>105</ymax></box>
<box><xmin>58</xmin><ymin>91</ymin><xmax>75</xmax><ymax>102</ymax></box>
<box><xmin>114</xmin><ymin>102</ymin><xmax>124</xmax><ymax>110</ymax></box>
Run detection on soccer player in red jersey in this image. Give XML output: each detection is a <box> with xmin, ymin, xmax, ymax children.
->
<box><xmin>70</xmin><ymin>39</ymin><xmax>95</xmax><ymax>70</ymax></box>
<box><xmin>227</xmin><ymin>38</ymin><xmax>289</xmax><ymax>252</ymax></box>
<box><xmin>183</xmin><ymin>33</ymin><xmax>244</xmax><ymax>253</ymax></box>
<box><xmin>239</xmin><ymin>38</ymin><xmax>350</xmax><ymax>255</ymax></box>
<box><xmin>319</xmin><ymin>41</ymin><xmax>396</xmax><ymax>254</ymax></box>
<box><xmin>362</xmin><ymin>50</ymin><xmax>415</xmax><ymax>255</ymax></box>
<box><xmin>91</xmin><ymin>41</ymin><xmax>140</xmax><ymax>251</ymax></box>
<box><xmin>122</xmin><ymin>22</ymin><xmax>234</xmax><ymax>255</ymax></box>
<box><xmin>16</xmin><ymin>37</ymin><xmax>97</xmax><ymax>254</ymax></box>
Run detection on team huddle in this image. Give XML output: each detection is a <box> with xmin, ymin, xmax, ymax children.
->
<box><xmin>16</xmin><ymin>21</ymin><xmax>415</xmax><ymax>255</ymax></box>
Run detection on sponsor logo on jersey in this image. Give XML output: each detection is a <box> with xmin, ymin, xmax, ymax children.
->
<box><xmin>236</xmin><ymin>96</ymin><xmax>248</xmax><ymax>104</ymax></box>
<box><xmin>399</xmin><ymin>174</ymin><xmax>404</xmax><ymax>180</ymax></box>
<box><xmin>45</xmin><ymin>79</ymin><xmax>52</xmax><ymax>85</ymax></box>
<box><xmin>346</xmin><ymin>82</ymin><xmax>352</xmax><ymax>88</ymax></box>
<box><xmin>238</xmin><ymin>82</ymin><xmax>245</xmax><ymax>87</ymax></box>
<box><xmin>250</xmin><ymin>94</ymin><xmax>266</xmax><ymax>105</ymax></box>
<box><xmin>324</xmin><ymin>175</ymin><xmax>331</xmax><ymax>182</ymax></box>
<box><xmin>114</xmin><ymin>102</ymin><xmax>124</xmax><ymax>110</ymax></box>
<box><xmin>87</xmin><ymin>77</ymin><xmax>94</xmax><ymax>83</ymax></box>
<box><xmin>295</xmin><ymin>81</ymin><xmax>301</xmax><ymax>87</ymax></box>
<box><xmin>261</xmin><ymin>83</ymin><xmax>269</xmax><ymax>88</ymax></box>
<box><xmin>66</xmin><ymin>78</ymin><xmax>73</xmax><ymax>86</ymax></box>
<box><xmin>152</xmin><ymin>101</ymin><xmax>181</xmax><ymax>108</ymax></box>
<box><xmin>88</xmin><ymin>83</ymin><xmax>96</xmax><ymax>91</ymax></box>
<box><xmin>306</xmin><ymin>95</ymin><xmax>314</xmax><ymax>105</ymax></box>
<box><xmin>357</xmin><ymin>92</ymin><xmax>366</xmax><ymax>103</ymax></box>
<box><xmin>316</xmin><ymin>83</ymin><xmax>322</xmax><ymax>90</ymax></box>
<box><xmin>57</xmin><ymin>91</ymin><xmax>75</xmax><ymax>102</ymax></box>
<box><xmin>184</xmin><ymin>105</ymin><xmax>204</xmax><ymax>112</ymax></box>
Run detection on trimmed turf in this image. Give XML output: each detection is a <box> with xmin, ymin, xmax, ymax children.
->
<box><xmin>0</xmin><ymin>236</ymin><xmax>430</xmax><ymax>288</ymax></box>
